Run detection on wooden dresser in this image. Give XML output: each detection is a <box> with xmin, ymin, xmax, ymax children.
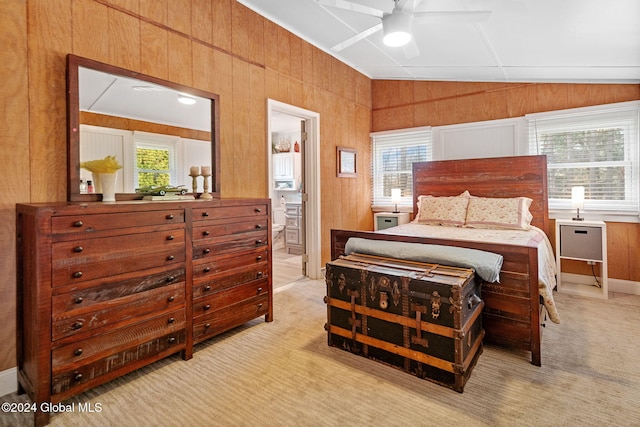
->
<box><xmin>16</xmin><ymin>199</ymin><xmax>272</xmax><ymax>427</ymax></box>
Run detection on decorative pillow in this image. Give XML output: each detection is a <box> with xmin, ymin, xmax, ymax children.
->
<box><xmin>414</xmin><ymin>195</ymin><xmax>469</xmax><ymax>227</ymax></box>
<box><xmin>464</xmin><ymin>196</ymin><xmax>533</xmax><ymax>230</ymax></box>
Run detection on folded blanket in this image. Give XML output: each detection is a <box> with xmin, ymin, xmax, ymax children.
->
<box><xmin>344</xmin><ymin>237</ymin><xmax>503</xmax><ymax>283</ymax></box>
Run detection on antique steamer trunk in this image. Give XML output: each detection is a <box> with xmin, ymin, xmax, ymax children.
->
<box><xmin>325</xmin><ymin>253</ymin><xmax>484</xmax><ymax>392</ymax></box>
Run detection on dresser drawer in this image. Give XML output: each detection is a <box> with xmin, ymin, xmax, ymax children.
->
<box><xmin>52</xmin><ymin>230</ymin><xmax>185</xmax><ymax>285</ymax></box>
<box><xmin>193</xmin><ymin>279</ymin><xmax>269</xmax><ymax>319</ymax></box>
<box><xmin>193</xmin><ymin>248</ymin><xmax>267</xmax><ymax>277</ymax></box>
<box><xmin>51</xmin><ymin>209</ymin><xmax>184</xmax><ymax>234</ymax></box>
<box><xmin>52</xmin><ymin>282</ymin><xmax>185</xmax><ymax>342</ymax></box>
<box><xmin>193</xmin><ymin>230</ymin><xmax>268</xmax><ymax>258</ymax></box>
<box><xmin>193</xmin><ymin>294</ymin><xmax>269</xmax><ymax>343</ymax></box>
<box><xmin>52</xmin><ymin>267</ymin><xmax>185</xmax><ymax>314</ymax></box>
<box><xmin>193</xmin><ymin>203</ymin><xmax>268</xmax><ymax>221</ymax></box>
<box><xmin>52</xmin><ymin>309</ymin><xmax>186</xmax><ymax>370</ymax></box>
<box><xmin>193</xmin><ymin>217</ymin><xmax>269</xmax><ymax>241</ymax></box>
<box><xmin>193</xmin><ymin>265</ymin><xmax>268</xmax><ymax>298</ymax></box>
<box><xmin>51</xmin><ymin>312</ymin><xmax>186</xmax><ymax>396</ymax></box>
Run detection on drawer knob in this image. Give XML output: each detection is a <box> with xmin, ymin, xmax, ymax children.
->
<box><xmin>73</xmin><ymin>221</ymin><xmax>83</xmax><ymax>227</ymax></box>
<box><xmin>254</xmin><ymin>208</ymin><xmax>261</xmax><ymax>213</ymax></box>
<box><xmin>74</xmin><ymin>297</ymin><xmax>83</xmax><ymax>304</ymax></box>
<box><xmin>256</xmin><ymin>256</ymin><xmax>262</xmax><ymax>261</ymax></box>
<box><xmin>166</xmin><ymin>276</ymin><xmax>176</xmax><ymax>282</ymax></box>
<box><xmin>167</xmin><ymin>235</ymin><xmax>175</xmax><ymax>241</ymax></box>
<box><xmin>204</xmin><ymin>304</ymin><xmax>211</xmax><ymax>311</ymax></box>
<box><xmin>73</xmin><ymin>348</ymin><xmax>83</xmax><ymax>356</ymax></box>
<box><xmin>255</xmin><ymin>224</ymin><xmax>262</xmax><ymax>229</ymax></box>
<box><xmin>204</xmin><ymin>323</ymin><xmax>211</xmax><ymax>329</ymax></box>
<box><xmin>71</xmin><ymin>321</ymin><xmax>83</xmax><ymax>330</ymax></box>
<box><xmin>202</xmin><ymin>212</ymin><xmax>209</xmax><ymax>217</ymax></box>
<box><xmin>168</xmin><ymin>337</ymin><xmax>177</xmax><ymax>344</ymax></box>
<box><xmin>73</xmin><ymin>246</ymin><xmax>83</xmax><ymax>253</ymax></box>
<box><xmin>73</xmin><ymin>271</ymin><xmax>83</xmax><ymax>279</ymax></box>
<box><xmin>204</xmin><ymin>285</ymin><xmax>211</xmax><ymax>291</ymax></box>
<box><xmin>203</xmin><ymin>248</ymin><xmax>211</xmax><ymax>254</ymax></box>
<box><xmin>255</xmin><ymin>240</ymin><xmax>263</xmax><ymax>245</ymax></box>
<box><xmin>203</xmin><ymin>267</ymin><xmax>211</xmax><ymax>273</ymax></box>
<box><xmin>166</xmin><ymin>214</ymin><xmax>174</xmax><ymax>220</ymax></box>
<box><xmin>257</xmin><ymin>287</ymin><xmax>263</xmax><ymax>293</ymax></box>
<box><xmin>73</xmin><ymin>373</ymin><xmax>83</xmax><ymax>382</ymax></box>
<box><xmin>168</xmin><ymin>317</ymin><xmax>175</xmax><ymax>324</ymax></box>
<box><xmin>203</xmin><ymin>230</ymin><xmax>210</xmax><ymax>236</ymax></box>
<box><xmin>167</xmin><ymin>296</ymin><xmax>175</xmax><ymax>302</ymax></box>
<box><xmin>257</xmin><ymin>271</ymin><xmax>263</xmax><ymax>278</ymax></box>
<box><xmin>257</xmin><ymin>303</ymin><xmax>263</xmax><ymax>308</ymax></box>
<box><xmin>167</xmin><ymin>255</ymin><xmax>175</xmax><ymax>261</ymax></box>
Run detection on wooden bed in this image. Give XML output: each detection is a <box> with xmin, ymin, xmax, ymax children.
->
<box><xmin>330</xmin><ymin>155</ymin><xmax>552</xmax><ymax>366</ymax></box>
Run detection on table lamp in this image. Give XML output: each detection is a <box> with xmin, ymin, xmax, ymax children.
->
<box><xmin>571</xmin><ymin>186</ymin><xmax>585</xmax><ymax>221</ymax></box>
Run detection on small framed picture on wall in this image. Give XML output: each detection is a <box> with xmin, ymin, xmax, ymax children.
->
<box><xmin>337</xmin><ymin>146</ymin><xmax>357</xmax><ymax>178</ymax></box>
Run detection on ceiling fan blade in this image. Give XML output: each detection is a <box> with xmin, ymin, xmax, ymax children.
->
<box><xmin>413</xmin><ymin>10</ymin><xmax>491</xmax><ymax>23</ymax></box>
<box><xmin>395</xmin><ymin>0</ymin><xmax>424</xmax><ymax>13</ymax></box>
<box><xmin>316</xmin><ymin>0</ymin><xmax>384</xmax><ymax>19</ymax></box>
<box><xmin>330</xmin><ymin>22</ymin><xmax>383</xmax><ymax>52</ymax></box>
<box><xmin>402</xmin><ymin>38</ymin><xmax>420</xmax><ymax>58</ymax></box>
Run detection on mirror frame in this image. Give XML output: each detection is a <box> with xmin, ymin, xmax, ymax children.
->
<box><xmin>66</xmin><ymin>54</ymin><xmax>221</xmax><ymax>201</ymax></box>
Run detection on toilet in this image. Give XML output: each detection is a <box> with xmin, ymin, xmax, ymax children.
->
<box><xmin>272</xmin><ymin>208</ymin><xmax>286</xmax><ymax>248</ymax></box>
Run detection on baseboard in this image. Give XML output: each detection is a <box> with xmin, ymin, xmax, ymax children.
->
<box><xmin>560</xmin><ymin>273</ymin><xmax>640</xmax><ymax>296</ymax></box>
<box><xmin>0</xmin><ymin>367</ymin><xmax>17</xmax><ymax>398</ymax></box>
<box><xmin>609</xmin><ymin>278</ymin><xmax>640</xmax><ymax>295</ymax></box>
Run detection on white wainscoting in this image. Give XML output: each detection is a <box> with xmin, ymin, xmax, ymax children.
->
<box><xmin>0</xmin><ymin>367</ymin><xmax>17</xmax><ymax>397</ymax></box>
<box><xmin>432</xmin><ymin>117</ymin><xmax>527</xmax><ymax>160</ymax></box>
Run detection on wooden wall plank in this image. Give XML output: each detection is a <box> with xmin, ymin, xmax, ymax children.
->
<box><xmin>108</xmin><ymin>7</ymin><xmax>140</xmax><ymax>71</ymax></box>
<box><xmin>192</xmin><ymin>0</ymin><xmax>213</xmax><ymax>45</ymax></box>
<box><xmin>167</xmin><ymin>0</ymin><xmax>191</xmax><ymax>36</ymax></box>
<box><xmin>167</xmin><ymin>32</ymin><xmax>193</xmax><ymax>86</ymax></box>
<box><xmin>140</xmin><ymin>0</ymin><xmax>167</xmax><ymax>26</ymax></box>
<box><xmin>72</xmin><ymin>0</ymin><xmax>109</xmax><ymax>62</ymax></box>
<box><xmin>140</xmin><ymin>21</ymin><xmax>168</xmax><ymax>79</ymax></box>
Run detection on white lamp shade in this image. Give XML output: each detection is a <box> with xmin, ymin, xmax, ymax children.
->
<box><xmin>382</xmin><ymin>13</ymin><xmax>412</xmax><ymax>47</ymax></box>
<box><xmin>391</xmin><ymin>188</ymin><xmax>402</xmax><ymax>204</ymax></box>
<box><xmin>571</xmin><ymin>186</ymin><xmax>585</xmax><ymax>209</ymax></box>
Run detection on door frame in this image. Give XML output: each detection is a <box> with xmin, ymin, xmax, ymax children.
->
<box><xmin>267</xmin><ymin>99</ymin><xmax>322</xmax><ymax>279</ymax></box>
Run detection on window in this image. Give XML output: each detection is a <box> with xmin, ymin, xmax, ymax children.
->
<box><xmin>133</xmin><ymin>132</ymin><xmax>178</xmax><ymax>188</ymax></box>
<box><xmin>527</xmin><ymin>101</ymin><xmax>639</xmax><ymax>215</ymax></box>
<box><xmin>371</xmin><ymin>127</ymin><xmax>432</xmax><ymax>208</ymax></box>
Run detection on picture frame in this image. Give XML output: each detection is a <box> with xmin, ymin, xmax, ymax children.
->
<box><xmin>337</xmin><ymin>146</ymin><xmax>357</xmax><ymax>178</ymax></box>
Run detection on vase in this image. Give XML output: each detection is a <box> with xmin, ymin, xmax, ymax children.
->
<box><xmin>91</xmin><ymin>173</ymin><xmax>102</xmax><ymax>194</ymax></box>
<box><xmin>100</xmin><ymin>173</ymin><xmax>118</xmax><ymax>202</ymax></box>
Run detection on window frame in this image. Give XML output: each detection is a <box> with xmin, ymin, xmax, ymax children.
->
<box><xmin>370</xmin><ymin>126</ymin><xmax>432</xmax><ymax>211</ymax></box>
<box><xmin>527</xmin><ymin>101</ymin><xmax>640</xmax><ymax>220</ymax></box>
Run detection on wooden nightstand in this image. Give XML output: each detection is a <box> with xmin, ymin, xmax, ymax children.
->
<box><xmin>555</xmin><ymin>219</ymin><xmax>608</xmax><ymax>299</ymax></box>
<box><xmin>374</xmin><ymin>212</ymin><xmax>410</xmax><ymax>231</ymax></box>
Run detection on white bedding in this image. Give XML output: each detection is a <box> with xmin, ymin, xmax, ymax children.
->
<box><xmin>377</xmin><ymin>223</ymin><xmax>560</xmax><ymax>324</ymax></box>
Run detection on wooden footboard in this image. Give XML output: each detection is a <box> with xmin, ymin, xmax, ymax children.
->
<box><xmin>331</xmin><ymin>229</ymin><xmax>542</xmax><ymax>366</ymax></box>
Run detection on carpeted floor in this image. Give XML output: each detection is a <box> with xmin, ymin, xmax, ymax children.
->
<box><xmin>2</xmin><ymin>280</ymin><xmax>640</xmax><ymax>427</ymax></box>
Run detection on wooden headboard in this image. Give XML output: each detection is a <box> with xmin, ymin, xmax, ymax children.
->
<box><xmin>412</xmin><ymin>155</ymin><xmax>549</xmax><ymax>234</ymax></box>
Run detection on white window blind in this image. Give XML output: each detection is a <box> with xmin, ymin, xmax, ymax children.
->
<box><xmin>371</xmin><ymin>127</ymin><xmax>432</xmax><ymax>208</ymax></box>
<box><xmin>527</xmin><ymin>101</ymin><xmax>640</xmax><ymax>214</ymax></box>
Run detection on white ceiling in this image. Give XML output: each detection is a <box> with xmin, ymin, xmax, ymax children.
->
<box><xmin>237</xmin><ymin>0</ymin><xmax>640</xmax><ymax>83</ymax></box>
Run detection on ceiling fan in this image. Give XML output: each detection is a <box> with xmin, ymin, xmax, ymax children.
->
<box><xmin>317</xmin><ymin>0</ymin><xmax>491</xmax><ymax>57</ymax></box>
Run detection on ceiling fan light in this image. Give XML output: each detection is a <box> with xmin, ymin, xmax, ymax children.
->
<box><xmin>178</xmin><ymin>94</ymin><xmax>197</xmax><ymax>105</ymax></box>
<box><xmin>382</xmin><ymin>12</ymin><xmax>412</xmax><ymax>47</ymax></box>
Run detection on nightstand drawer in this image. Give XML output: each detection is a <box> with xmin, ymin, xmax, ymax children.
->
<box><xmin>377</xmin><ymin>216</ymin><xmax>399</xmax><ymax>229</ymax></box>
<box><xmin>559</xmin><ymin>225</ymin><xmax>603</xmax><ymax>260</ymax></box>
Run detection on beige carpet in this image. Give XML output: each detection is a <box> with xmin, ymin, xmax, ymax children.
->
<box><xmin>3</xmin><ymin>280</ymin><xmax>640</xmax><ymax>427</ymax></box>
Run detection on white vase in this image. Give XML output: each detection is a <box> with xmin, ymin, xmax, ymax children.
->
<box><xmin>100</xmin><ymin>173</ymin><xmax>118</xmax><ymax>202</ymax></box>
<box><xmin>91</xmin><ymin>173</ymin><xmax>102</xmax><ymax>194</ymax></box>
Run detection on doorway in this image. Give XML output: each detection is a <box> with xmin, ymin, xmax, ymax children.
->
<box><xmin>267</xmin><ymin>100</ymin><xmax>321</xmax><ymax>285</ymax></box>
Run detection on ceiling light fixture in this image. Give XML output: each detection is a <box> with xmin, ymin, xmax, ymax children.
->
<box><xmin>178</xmin><ymin>94</ymin><xmax>196</xmax><ymax>105</ymax></box>
<box><xmin>382</xmin><ymin>11</ymin><xmax>412</xmax><ymax>47</ymax></box>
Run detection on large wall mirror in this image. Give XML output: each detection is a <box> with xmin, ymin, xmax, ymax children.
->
<box><xmin>67</xmin><ymin>54</ymin><xmax>220</xmax><ymax>201</ymax></box>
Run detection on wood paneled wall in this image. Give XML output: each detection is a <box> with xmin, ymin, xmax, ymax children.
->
<box><xmin>371</xmin><ymin>80</ymin><xmax>640</xmax><ymax>283</ymax></box>
<box><xmin>0</xmin><ymin>0</ymin><xmax>371</xmax><ymax>374</ymax></box>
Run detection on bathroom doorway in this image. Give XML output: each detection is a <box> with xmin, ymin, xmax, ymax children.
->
<box><xmin>267</xmin><ymin>100</ymin><xmax>321</xmax><ymax>287</ymax></box>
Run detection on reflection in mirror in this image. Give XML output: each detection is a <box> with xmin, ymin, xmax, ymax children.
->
<box><xmin>67</xmin><ymin>54</ymin><xmax>220</xmax><ymax>201</ymax></box>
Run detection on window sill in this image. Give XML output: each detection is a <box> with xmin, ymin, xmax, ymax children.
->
<box><xmin>549</xmin><ymin>210</ymin><xmax>639</xmax><ymax>224</ymax></box>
